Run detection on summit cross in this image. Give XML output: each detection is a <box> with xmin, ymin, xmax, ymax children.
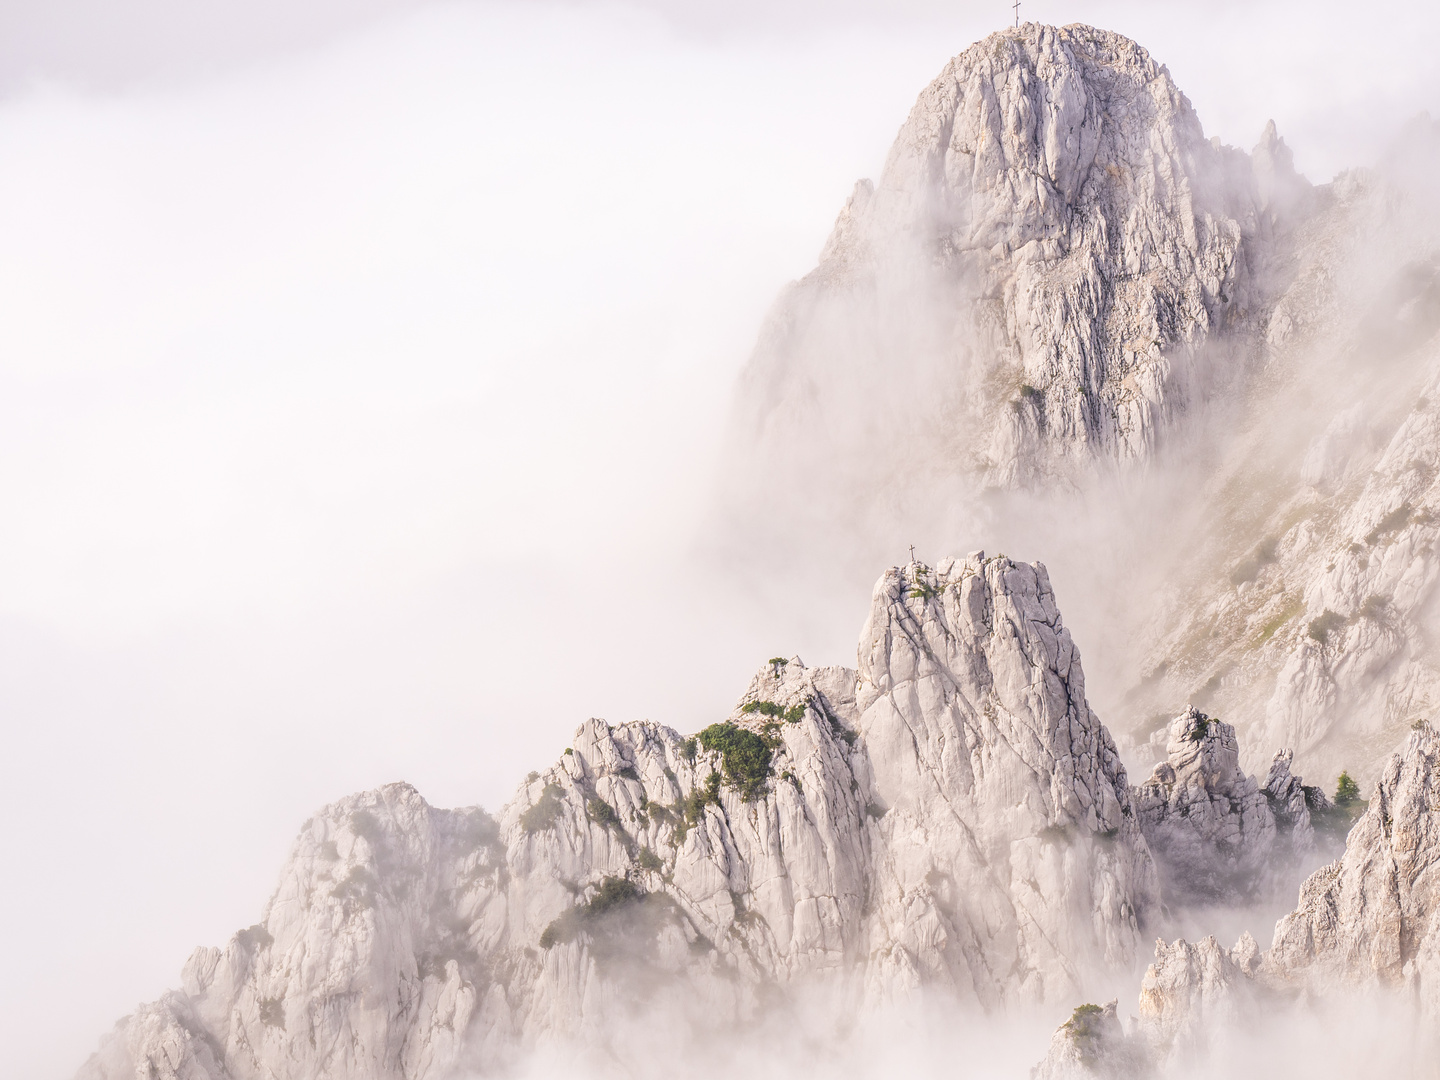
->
<box><xmin>1013</xmin><ymin>0</ymin><xmax>1020</xmax><ymax>27</ymax></box>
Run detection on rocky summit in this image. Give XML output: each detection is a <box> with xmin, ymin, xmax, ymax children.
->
<box><xmin>732</xmin><ymin>22</ymin><xmax>1303</xmax><ymax>495</ymax></box>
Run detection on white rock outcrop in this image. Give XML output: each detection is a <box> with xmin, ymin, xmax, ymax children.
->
<box><xmin>77</xmin><ymin>556</ymin><xmax>1158</xmax><ymax>1080</ymax></box>
<box><xmin>1261</xmin><ymin>747</ymin><xmax>1327</xmax><ymax>853</ymax></box>
<box><xmin>1032</xmin><ymin>1000</ymin><xmax>1143</xmax><ymax>1080</ymax></box>
<box><xmin>1133</xmin><ymin>709</ymin><xmax>1276</xmax><ymax>903</ymax></box>
<box><xmin>859</xmin><ymin>556</ymin><xmax>1158</xmax><ymax>1005</ymax></box>
<box><xmin>730</xmin><ymin>22</ymin><xmax>1296</xmax><ymax>501</ymax></box>
<box><xmin>1265</xmin><ymin>720</ymin><xmax>1440</xmax><ymax>1014</ymax></box>
<box><xmin>1135</xmin><ymin>933</ymin><xmax>1259</xmax><ymax>1066</ymax></box>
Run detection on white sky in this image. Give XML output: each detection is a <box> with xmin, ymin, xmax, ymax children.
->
<box><xmin>1</xmin><ymin>2</ymin><xmax>1437</xmax><ymax>1076</ymax></box>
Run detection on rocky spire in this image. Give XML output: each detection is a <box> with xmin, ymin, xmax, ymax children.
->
<box><xmin>1134</xmin><ymin>708</ymin><xmax>1278</xmax><ymax>904</ymax></box>
<box><xmin>858</xmin><ymin>554</ymin><xmax>1158</xmax><ymax>1003</ymax></box>
<box><xmin>1265</xmin><ymin>720</ymin><xmax>1440</xmax><ymax>1009</ymax></box>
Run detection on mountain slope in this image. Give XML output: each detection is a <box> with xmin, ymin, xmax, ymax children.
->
<box><xmin>1116</xmin><ymin>139</ymin><xmax>1440</xmax><ymax>789</ymax></box>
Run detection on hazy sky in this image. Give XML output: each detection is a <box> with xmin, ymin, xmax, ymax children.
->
<box><xmin>2</xmin><ymin>2</ymin><xmax>1437</xmax><ymax>1077</ymax></box>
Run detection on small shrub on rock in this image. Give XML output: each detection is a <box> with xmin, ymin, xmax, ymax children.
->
<box><xmin>520</xmin><ymin>784</ymin><xmax>566</xmax><ymax>833</ymax></box>
<box><xmin>698</xmin><ymin>723</ymin><xmax>773</xmax><ymax>800</ymax></box>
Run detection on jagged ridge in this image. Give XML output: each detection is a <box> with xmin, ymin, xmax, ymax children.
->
<box><xmin>77</xmin><ymin>555</ymin><xmax>1159</xmax><ymax>1079</ymax></box>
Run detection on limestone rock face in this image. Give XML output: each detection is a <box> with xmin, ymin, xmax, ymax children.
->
<box><xmin>1133</xmin><ymin>709</ymin><xmax>1276</xmax><ymax>903</ymax></box>
<box><xmin>1265</xmin><ymin>721</ymin><xmax>1440</xmax><ymax>1015</ymax></box>
<box><xmin>1117</xmin><ymin>123</ymin><xmax>1440</xmax><ymax>790</ymax></box>
<box><xmin>731</xmin><ymin>21</ymin><xmax>1289</xmax><ymax>502</ymax></box>
<box><xmin>76</xmin><ymin>556</ymin><xmax>1158</xmax><ymax>1080</ymax></box>
<box><xmin>858</xmin><ymin>555</ymin><xmax>1158</xmax><ymax>1005</ymax></box>
<box><xmin>1261</xmin><ymin>748</ymin><xmax>1326</xmax><ymax>854</ymax></box>
<box><xmin>78</xmin><ymin>784</ymin><xmax>503</xmax><ymax>1080</ymax></box>
<box><xmin>1136</xmin><ymin>933</ymin><xmax>1259</xmax><ymax>1064</ymax></box>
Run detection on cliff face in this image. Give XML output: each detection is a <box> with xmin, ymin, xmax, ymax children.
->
<box><xmin>77</xmin><ymin>556</ymin><xmax>1158</xmax><ymax>1080</ymax></box>
<box><xmin>732</xmin><ymin>22</ymin><xmax>1293</xmax><ymax>498</ymax></box>
<box><xmin>858</xmin><ymin>556</ymin><xmax>1157</xmax><ymax>1003</ymax></box>
<box><xmin>1264</xmin><ymin>720</ymin><xmax>1440</xmax><ymax>1010</ymax></box>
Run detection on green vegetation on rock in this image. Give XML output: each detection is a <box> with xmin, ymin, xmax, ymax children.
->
<box><xmin>586</xmin><ymin>797</ymin><xmax>619</xmax><ymax>830</ymax></box>
<box><xmin>330</xmin><ymin>866</ymin><xmax>379</xmax><ymax>907</ymax></box>
<box><xmin>258</xmin><ymin>997</ymin><xmax>284</xmax><ymax>1029</ymax></box>
<box><xmin>740</xmin><ymin>700</ymin><xmax>806</xmax><ymax>723</ymax></box>
<box><xmin>1254</xmin><ymin>596</ymin><xmax>1303</xmax><ymax>645</ymax></box>
<box><xmin>1062</xmin><ymin>1004</ymin><xmax>1108</xmax><ymax>1065</ymax></box>
<box><xmin>1230</xmin><ymin>537</ymin><xmax>1279</xmax><ymax>586</ymax></box>
<box><xmin>1365</xmin><ymin>502</ymin><xmax>1414</xmax><ymax>545</ymax></box>
<box><xmin>348</xmin><ymin>809</ymin><xmax>385</xmax><ymax>845</ymax></box>
<box><xmin>539</xmin><ymin>876</ymin><xmax>642</xmax><ymax>949</ymax></box>
<box><xmin>685</xmin><ymin>771</ymin><xmax>722</xmax><ymax>822</ymax></box>
<box><xmin>907</xmin><ymin>576</ymin><xmax>939</xmax><ymax>600</ymax></box>
<box><xmin>456</xmin><ymin>808</ymin><xmax>502</xmax><ymax>853</ymax></box>
<box><xmin>520</xmin><ymin>784</ymin><xmax>566</xmax><ymax>833</ymax></box>
<box><xmin>236</xmin><ymin>923</ymin><xmax>274</xmax><ymax>952</ymax></box>
<box><xmin>698</xmin><ymin>722</ymin><xmax>774</xmax><ymax>800</ymax></box>
<box><xmin>1185</xmin><ymin>714</ymin><xmax>1213</xmax><ymax>742</ymax></box>
<box><xmin>1308</xmin><ymin>609</ymin><xmax>1346</xmax><ymax>644</ymax></box>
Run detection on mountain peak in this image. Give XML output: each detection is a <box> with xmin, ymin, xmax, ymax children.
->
<box><xmin>733</xmin><ymin>21</ymin><xmax>1286</xmax><ymax>500</ymax></box>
